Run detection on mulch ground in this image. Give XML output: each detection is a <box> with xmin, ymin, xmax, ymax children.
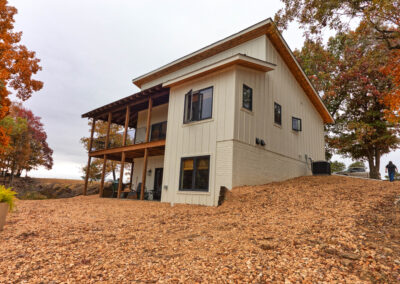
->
<box><xmin>0</xmin><ymin>175</ymin><xmax>399</xmax><ymax>283</ymax></box>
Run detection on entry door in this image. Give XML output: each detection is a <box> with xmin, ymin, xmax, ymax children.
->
<box><xmin>153</xmin><ymin>168</ymin><xmax>163</xmax><ymax>201</ymax></box>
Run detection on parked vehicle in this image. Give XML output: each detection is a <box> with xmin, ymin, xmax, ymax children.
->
<box><xmin>337</xmin><ymin>167</ymin><xmax>369</xmax><ymax>178</ymax></box>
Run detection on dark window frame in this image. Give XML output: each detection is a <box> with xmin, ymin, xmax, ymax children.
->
<box><xmin>292</xmin><ymin>117</ymin><xmax>302</xmax><ymax>131</ymax></box>
<box><xmin>274</xmin><ymin>102</ymin><xmax>282</xmax><ymax>125</ymax></box>
<box><xmin>183</xmin><ymin>86</ymin><xmax>213</xmax><ymax>124</ymax></box>
<box><xmin>242</xmin><ymin>84</ymin><xmax>253</xmax><ymax>111</ymax></box>
<box><xmin>150</xmin><ymin>121</ymin><xmax>167</xmax><ymax>142</ymax></box>
<box><xmin>179</xmin><ymin>155</ymin><xmax>211</xmax><ymax>192</ymax></box>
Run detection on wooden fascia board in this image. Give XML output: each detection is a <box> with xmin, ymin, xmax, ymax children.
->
<box><xmin>89</xmin><ymin>139</ymin><xmax>166</xmax><ymax>157</ymax></box>
<box><xmin>163</xmin><ymin>54</ymin><xmax>275</xmax><ymax>88</ymax></box>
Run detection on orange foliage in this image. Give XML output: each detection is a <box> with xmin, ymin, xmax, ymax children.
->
<box><xmin>0</xmin><ymin>0</ymin><xmax>43</xmax><ymax>149</ymax></box>
<box><xmin>382</xmin><ymin>50</ymin><xmax>400</xmax><ymax>122</ymax></box>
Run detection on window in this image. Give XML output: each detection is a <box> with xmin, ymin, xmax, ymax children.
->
<box><xmin>274</xmin><ymin>103</ymin><xmax>282</xmax><ymax>125</ymax></box>
<box><xmin>179</xmin><ymin>156</ymin><xmax>210</xmax><ymax>191</ymax></box>
<box><xmin>184</xmin><ymin>87</ymin><xmax>213</xmax><ymax>123</ymax></box>
<box><xmin>292</xmin><ymin>117</ymin><xmax>302</xmax><ymax>131</ymax></box>
<box><xmin>242</xmin><ymin>84</ymin><xmax>253</xmax><ymax>111</ymax></box>
<box><xmin>150</xmin><ymin>121</ymin><xmax>167</xmax><ymax>141</ymax></box>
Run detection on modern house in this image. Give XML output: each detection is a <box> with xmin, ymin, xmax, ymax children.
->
<box><xmin>82</xmin><ymin>18</ymin><xmax>334</xmax><ymax>206</ymax></box>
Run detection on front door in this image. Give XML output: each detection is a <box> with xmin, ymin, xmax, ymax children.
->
<box><xmin>153</xmin><ymin>168</ymin><xmax>163</xmax><ymax>201</ymax></box>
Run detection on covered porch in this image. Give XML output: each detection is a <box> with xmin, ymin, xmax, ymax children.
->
<box><xmin>81</xmin><ymin>84</ymin><xmax>169</xmax><ymax>200</ymax></box>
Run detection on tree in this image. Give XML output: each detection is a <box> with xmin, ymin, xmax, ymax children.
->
<box><xmin>348</xmin><ymin>161</ymin><xmax>365</xmax><ymax>169</ymax></box>
<box><xmin>81</xmin><ymin>120</ymin><xmax>131</xmax><ymax>181</ymax></box>
<box><xmin>0</xmin><ymin>103</ymin><xmax>53</xmax><ymax>183</ymax></box>
<box><xmin>330</xmin><ymin>161</ymin><xmax>345</xmax><ymax>173</ymax></box>
<box><xmin>294</xmin><ymin>24</ymin><xmax>400</xmax><ymax>179</ymax></box>
<box><xmin>275</xmin><ymin>0</ymin><xmax>400</xmax><ymax>50</ymax></box>
<box><xmin>0</xmin><ymin>0</ymin><xmax>43</xmax><ymax>150</ymax></box>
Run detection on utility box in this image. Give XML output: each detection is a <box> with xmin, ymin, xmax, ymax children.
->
<box><xmin>312</xmin><ymin>161</ymin><xmax>331</xmax><ymax>175</ymax></box>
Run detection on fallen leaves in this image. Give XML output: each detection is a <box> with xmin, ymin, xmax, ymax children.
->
<box><xmin>0</xmin><ymin>175</ymin><xmax>399</xmax><ymax>282</ymax></box>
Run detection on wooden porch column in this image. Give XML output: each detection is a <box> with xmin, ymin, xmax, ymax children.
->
<box><xmin>99</xmin><ymin>155</ymin><xmax>107</xmax><ymax>197</ymax></box>
<box><xmin>99</xmin><ymin>112</ymin><xmax>112</xmax><ymax>197</ymax></box>
<box><xmin>117</xmin><ymin>106</ymin><xmax>131</xmax><ymax>198</ymax></box>
<box><xmin>117</xmin><ymin>152</ymin><xmax>126</xmax><ymax>198</ymax></box>
<box><xmin>83</xmin><ymin>118</ymin><xmax>96</xmax><ymax>196</ymax></box>
<box><xmin>140</xmin><ymin>98</ymin><xmax>152</xmax><ymax>200</ymax></box>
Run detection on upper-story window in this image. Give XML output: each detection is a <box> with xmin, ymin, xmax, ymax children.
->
<box><xmin>292</xmin><ymin>117</ymin><xmax>302</xmax><ymax>131</ymax></box>
<box><xmin>150</xmin><ymin>121</ymin><xmax>167</xmax><ymax>141</ymax></box>
<box><xmin>184</xmin><ymin>87</ymin><xmax>213</xmax><ymax>123</ymax></box>
<box><xmin>274</xmin><ymin>102</ymin><xmax>282</xmax><ymax>125</ymax></box>
<box><xmin>242</xmin><ymin>84</ymin><xmax>253</xmax><ymax>111</ymax></box>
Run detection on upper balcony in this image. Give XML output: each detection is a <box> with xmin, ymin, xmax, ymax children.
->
<box><xmin>81</xmin><ymin>84</ymin><xmax>169</xmax><ymax>163</ymax></box>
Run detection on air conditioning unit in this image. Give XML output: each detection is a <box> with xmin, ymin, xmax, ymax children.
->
<box><xmin>312</xmin><ymin>161</ymin><xmax>331</xmax><ymax>175</ymax></box>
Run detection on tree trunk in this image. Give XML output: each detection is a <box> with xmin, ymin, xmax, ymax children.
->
<box><xmin>367</xmin><ymin>149</ymin><xmax>381</xmax><ymax>179</ymax></box>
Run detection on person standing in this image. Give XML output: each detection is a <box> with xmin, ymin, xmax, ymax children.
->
<box><xmin>385</xmin><ymin>161</ymin><xmax>398</xmax><ymax>182</ymax></box>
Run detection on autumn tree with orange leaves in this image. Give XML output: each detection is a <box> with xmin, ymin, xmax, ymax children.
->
<box><xmin>0</xmin><ymin>0</ymin><xmax>43</xmax><ymax>150</ymax></box>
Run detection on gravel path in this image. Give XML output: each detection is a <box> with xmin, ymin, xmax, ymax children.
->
<box><xmin>0</xmin><ymin>175</ymin><xmax>399</xmax><ymax>283</ymax></box>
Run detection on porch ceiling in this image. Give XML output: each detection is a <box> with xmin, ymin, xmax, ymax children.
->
<box><xmin>82</xmin><ymin>84</ymin><xmax>169</xmax><ymax>127</ymax></box>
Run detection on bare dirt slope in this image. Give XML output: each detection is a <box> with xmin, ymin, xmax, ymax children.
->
<box><xmin>0</xmin><ymin>176</ymin><xmax>399</xmax><ymax>283</ymax></box>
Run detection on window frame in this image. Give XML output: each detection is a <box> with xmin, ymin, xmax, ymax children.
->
<box><xmin>150</xmin><ymin>121</ymin><xmax>167</xmax><ymax>142</ymax></box>
<box><xmin>292</xmin><ymin>117</ymin><xmax>302</xmax><ymax>132</ymax></box>
<box><xmin>274</xmin><ymin>102</ymin><xmax>282</xmax><ymax>125</ymax></box>
<box><xmin>183</xmin><ymin>86</ymin><xmax>213</xmax><ymax>124</ymax></box>
<box><xmin>242</xmin><ymin>84</ymin><xmax>253</xmax><ymax>111</ymax></box>
<box><xmin>179</xmin><ymin>155</ymin><xmax>211</xmax><ymax>192</ymax></box>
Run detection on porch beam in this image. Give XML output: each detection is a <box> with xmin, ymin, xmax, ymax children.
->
<box><xmin>117</xmin><ymin>152</ymin><xmax>126</xmax><ymax>198</ymax></box>
<box><xmin>89</xmin><ymin>139</ymin><xmax>165</xmax><ymax>157</ymax></box>
<box><xmin>83</xmin><ymin>118</ymin><xmax>96</xmax><ymax>196</ymax></box>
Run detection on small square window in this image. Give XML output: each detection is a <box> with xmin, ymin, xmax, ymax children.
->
<box><xmin>292</xmin><ymin>117</ymin><xmax>302</xmax><ymax>131</ymax></box>
<box><xmin>274</xmin><ymin>103</ymin><xmax>281</xmax><ymax>125</ymax></box>
<box><xmin>184</xmin><ymin>87</ymin><xmax>213</xmax><ymax>123</ymax></box>
<box><xmin>242</xmin><ymin>84</ymin><xmax>252</xmax><ymax>111</ymax></box>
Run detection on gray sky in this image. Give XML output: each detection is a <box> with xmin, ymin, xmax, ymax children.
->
<box><xmin>8</xmin><ymin>0</ymin><xmax>399</xmax><ymax>179</ymax></box>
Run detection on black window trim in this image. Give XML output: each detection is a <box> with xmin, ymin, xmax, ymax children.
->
<box><xmin>179</xmin><ymin>155</ymin><xmax>211</xmax><ymax>192</ymax></box>
<box><xmin>183</xmin><ymin>86</ymin><xmax>214</xmax><ymax>124</ymax></box>
<box><xmin>292</xmin><ymin>116</ymin><xmax>302</xmax><ymax>132</ymax></box>
<box><xmin>150</xmin><ymin>121</ymin><xmax>167</xmax><ymax>141</ymax></box>
<box><xmin>274</xmin><ymin>102</ymin><xmax>282</xmax><ymax>125</ymax></box>
<box><xmin>242</xmin><ymin>84</ymin><xmax>253</xmax><ymax>112</ymax></box>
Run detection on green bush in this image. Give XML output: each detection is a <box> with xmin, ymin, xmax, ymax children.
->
<box><xmin>0</xmin><ymin>185</ymin><xmax>17</xmax><ymax>211</ymax></box>
<box><xmin>18</xmin><ymin>191</ymin><xmax>48</xmax><ymax>200</ymax></box>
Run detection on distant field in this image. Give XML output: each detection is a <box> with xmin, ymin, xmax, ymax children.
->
<box><xmin>33</xmin><ymin>178</ymin><xmax>86</xmax><ymax>184</ymax></box>
<box><xmin>1</xmin><ymin>175</ymin><xmax>399</xmax><ymax>282</ymax></box>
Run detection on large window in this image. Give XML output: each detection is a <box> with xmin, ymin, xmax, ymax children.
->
<box><xmin>184</xmin><ymin>87</ymin><xmax>213</xmax><ymax>123</ymax></box>
<box><xmin>292</xmin><ymin>117</ymin><xmax>302</xmax><ymax>131</ymax></box>
<box><xmin>274</xmin><ymin>102</ymin><xmax>282</xmax><ymax>125</ymax></box>
<box><xmin>179</xmin><ymin>156</ymin><xmax>210</xmax><ymax>191</ymax></box>
<box><xmin>242</xmin><ymin>84</ymin><xmax>253</xmax><ymax>111</ymax></box>
<box><xmin>150</xmin><ymin>121</ymin><xmax>167</xmax><ymax>141</ymax></box>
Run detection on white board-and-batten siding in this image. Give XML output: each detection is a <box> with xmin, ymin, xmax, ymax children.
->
<box><xmin>134</xmin><ymin>34</ymin><xmax>325</xmax><ymax>206</ymax></box>
<box><xmin>161</xmin><ymin>68</ymin><xmax>236</xmax><ymax>206</ymax></box>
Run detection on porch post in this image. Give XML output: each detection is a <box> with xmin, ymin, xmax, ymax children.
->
<box><xmin>99</xmin><ymin>112</ymin><xmax>112</xmax><ymax>197</ymax></box>
<box><xmin>84</xmin><ymin>118</ymin><xmax>96</xmax><ymax>196</ymax></box>
<box><xmin>99</xmin><ymin>155</ymin><xmax>107</xmax><ymax>197</ymax></box>
<box><xmin>117</xmin><ymin>152</ymin><xmax>126</xmax><ymax>198</ymax></box>
<box><xmin>122</xmin><ymin>106</ymin><xmax>130</xmax><ymax>146</ymax></box>
<box><xmin>140</xmin><ymin>97</ymin><xmax>152</xmax><ymax>200</ymax></box>
<box><xmin>117</xmin><ymin>106</ymin><xmax>130</xmax><ymax>198</ymax></box>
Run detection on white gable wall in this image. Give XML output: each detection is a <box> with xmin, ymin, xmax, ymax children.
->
<box><xmin>141</xmin><ymin>36</ymin><xmax>267</xmax><ymax>90</ymax></box>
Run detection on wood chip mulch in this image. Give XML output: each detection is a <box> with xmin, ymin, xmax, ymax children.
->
<box><xmin>0</xmin><ymin>175</ymin><xmax>399</xmax><ymax>283</ymax></box>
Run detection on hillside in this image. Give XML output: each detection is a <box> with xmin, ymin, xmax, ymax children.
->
<box><xmin>0</xmin><ymin>176</ymin><xmax>399</xmax><ymax>282</ymax></box>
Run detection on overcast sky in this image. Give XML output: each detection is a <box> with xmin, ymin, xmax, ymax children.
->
<box><xmin>8</xmin><ymin>0</ymin><xmax>399</xmax><ymax>179</ymax></box>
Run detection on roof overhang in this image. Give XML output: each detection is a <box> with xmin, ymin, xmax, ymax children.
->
<box><xmin>81</xmin><ymin>84</ymin><xmax>169</xmax><ymax>120</ymax></box>
<box><xmin>163</xmin><ymin>54</ymin><xmax>275</xmax><ymax>88</ymax></box>
<box><xmin>131</xmin><ymin>18</ymin><xmax>334</xmax><ymax>124</ymax></box>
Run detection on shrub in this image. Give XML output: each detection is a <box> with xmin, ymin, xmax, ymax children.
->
<box><xmin>18</xmin><ymin>191</ymin><xmax>48</xmax><ymax>200</ymax></box>
<box><xmin>0</xmin><ymin>185</ymin><xmax>17</xmax><ymax>211</ymax></box>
